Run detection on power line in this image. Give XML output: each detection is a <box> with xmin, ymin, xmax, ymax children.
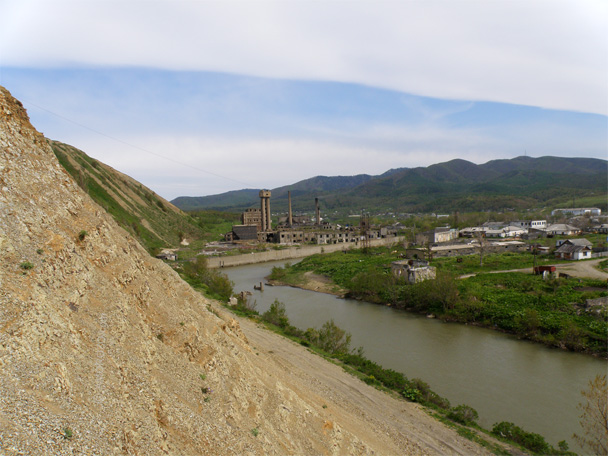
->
<box><xmin>22</xmin><ymin>98</ymin><xmax>255</xmax><ymax>188</ymax></box>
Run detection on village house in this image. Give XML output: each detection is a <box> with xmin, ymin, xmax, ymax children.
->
<box><xmin>484</xmin><ymin>225</ymin><xmax>527</xmax><ymax>238</ymax></box>
<box><xmin>459</xmin><ymin>226</ymin><xmax>486</xmax><ymax>238</ymax></box>
<box><xmin>545</xmin><ymin>223</ymin><xmax>582</xmax><ymax>236</ymax></box>
<box><xmin>595</xmin><ymin>224</ymin><xmax>608</xmax><ymax>234</ymax></box>
<box><xmin>554</xmin><ymin>239</ymin><xmax>593</xmax><ymax>260</ymax></box>
<box><xmin>511</xmin><ymin>220</ymin><xmax>547</xmax><ymax>230</ymax></box>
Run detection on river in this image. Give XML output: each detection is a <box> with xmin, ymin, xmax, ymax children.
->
<box><xmin>223</xmin><ymin>260</ymin><xmax>607</xmax><ymax>452</ymax></box>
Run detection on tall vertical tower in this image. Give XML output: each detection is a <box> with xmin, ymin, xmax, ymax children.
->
<box><xmin>259</xmin><ymin>190</ymin><xmax>272</xmax><ymax>232</ymax></box>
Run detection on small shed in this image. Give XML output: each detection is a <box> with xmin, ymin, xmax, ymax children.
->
<box><xmin>156</xmin><ymin>252</ymin><xmax>177</xmax><ymax>261</ymax></box>
<box><xmin>391</xmin><ymin>260</ymin><xmax>436</xmax><ymax>284</ymax></box>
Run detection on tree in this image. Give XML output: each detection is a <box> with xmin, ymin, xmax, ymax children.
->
<box><xmin>475</xmin><ymin>231</ymin><xmax>487</xmax><ymax>267</ymax></box>
<box><xmin>573</xmin><ymin>374</ymin><xmax>608</xmax><ymax>455</ymax></box>
<box><xmin>262</xmin><ymin>299</ymin><xmax>289</xmax><ymax>328</ymax></box>
<box><xmin>317</xmin><ymin>319</ymin><xmax>351</xmax><ymax>355</ymax></box>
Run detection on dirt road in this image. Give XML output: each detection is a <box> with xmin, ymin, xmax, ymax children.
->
<box><xmin>235</xmin><ymin>316</ymin><xmax>499</xmax><ymax>455</ymax></box>
<box><xmin>460</xmin><ymin>258</ymin><xmax>608</xmax><ymax>280</ymax></box>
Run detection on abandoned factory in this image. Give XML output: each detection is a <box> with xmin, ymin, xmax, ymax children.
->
<box><xmin>224</xmin><ymin>190</ymin><xmax>397</xmax><ymax>245</ymax></box>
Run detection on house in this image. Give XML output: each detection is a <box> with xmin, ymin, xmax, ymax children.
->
<box><xmin>391</xmin><ymin>260</ymin><xmax>436</xmax><ymax>284</ymax></box>
<box><xmin>595</xmin><ymin>224</ymin><xmax>608</xmax><ymax>234</ymax></box>
<box><xmin>545</xmin><ymin>224</ymin><xmax>582</xmax><ymax>236</ymax></box>
<box><xmin>482</xmin><ymin>221</ymin><xmax>506</xmax><ymax>230</ymax></box>
<box><xmin>554</xmin><ymin>240</ymin><xmax>592</xmax><ymax>260</ymax></box>
<box><xmin>485</xmin><ymin>226</ymin><xmax>527</xmax><ymax>238</ymax></box>
<box><xmin>511</xmin><ymin>220</ymin><xmax>547</xmax><ymax>230</ymax></box>
<box><xmin>555</xmin><ymin>238</ymin><xmax>592</xmax><ymax>248</ymax></box>
<box><xmin>459</xmin><ymin>226</ymin><xmax>486</xmax><ymax>238</ymax></box>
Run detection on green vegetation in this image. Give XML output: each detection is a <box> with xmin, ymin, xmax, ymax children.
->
<box><xmin>171</xmin><ymin>156</ymin><xmax>607</xmax><ymax>214</ymax></box>
<box><xmin>492</xmin><ymin>422</ymin><xmax>555</xmax><ymax>454</ymax></box>
<box><xmin>179</xmin><ymin>256</ymin><xmax>234</xmax><ymax>301</ymax></box>
<box><xmin>20</xmin><ymin>261</ymin><xmax>34</xmax><ymax>270</ymax></box>
<box><xmin>62</xmin><ymin>428</ymin><xmax>73</xmax><ymax>440</ymax></box>
<box><xmin>51</xmin><ymin>140</ymin><xmax>228</xmax><ymax>256</ymax></box>
<box><xmin>251</xmin><ymin>427</ymin><xmax>259</xmax><ymax>437</ymax></box>
<box><xmin>272</xmin><ymin>246</ymin><xmax>607</xmax><ymax>356</ymax></box>
<box><xmin>78</xmin><ymin>230</ymin><xmax>88</xmax><ymax>241</ymax></box>
<box><xmin>573</xmin><ymin>374</ymin><xmax>608</xmax><ymax>455</ymax></box>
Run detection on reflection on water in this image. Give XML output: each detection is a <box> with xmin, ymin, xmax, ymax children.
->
<box><xmin>224</xmin><ymin>260</ymin><xmax>607</xmax><ymax>450</ymax></box>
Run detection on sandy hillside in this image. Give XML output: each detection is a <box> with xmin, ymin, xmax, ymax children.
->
<box><xmin>0</xmin><ymin>86</ymin><xmax>491</xmax><ymax>455</ymax></box>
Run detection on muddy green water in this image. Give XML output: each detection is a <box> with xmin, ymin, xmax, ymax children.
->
<box><xmin>224</xmin><ymin>260</ymin><xmax>607</xmax><ymax>451</ymax></box>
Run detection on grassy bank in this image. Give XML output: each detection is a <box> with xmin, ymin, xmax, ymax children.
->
<box><xmin>269</xmin><ymin>246</ymin><xmax>607</xmax><ymax>356</ymax></box>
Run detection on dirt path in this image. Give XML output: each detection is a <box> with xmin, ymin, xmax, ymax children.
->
<box><xmin>460</xmin><ymin>258</ymin><xmax>608</xmax><ymax>280</ymax></box>
<box><xmin>235</xmin><ymin>316</ymin><xmax>501</xmax><ymax>455</ymax></box>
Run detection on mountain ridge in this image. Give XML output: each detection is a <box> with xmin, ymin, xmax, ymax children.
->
<box><xmin>172</xmin><ymin>155</ymin><xmax>607</xmax><ymax>214</ymax></box>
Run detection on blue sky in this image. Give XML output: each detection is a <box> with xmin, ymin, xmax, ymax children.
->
<box><xmin>0</xmin><ymin>1</ymin><xmax>606</xmax><ymax>200</ymax></box>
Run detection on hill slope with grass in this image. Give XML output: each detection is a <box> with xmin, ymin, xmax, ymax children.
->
<box><xmin>50</xmin><ymin>140</ymin><xmax>204</xmax><ymax>254</ymax></box>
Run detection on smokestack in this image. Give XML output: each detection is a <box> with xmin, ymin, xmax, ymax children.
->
<box><xmin>288</xmin><ymin>191</ymin><xmax>293</xmax><ymax>227</ymax></box>
<box><xmin>315</xmin><ymin>197</ymin><xmax>320</xmax><ymax>226</ymax></box>
<box><xmin>259</xmin><ymin>189</ymin><xmax>271</xmax><ymax>232</ymax></box>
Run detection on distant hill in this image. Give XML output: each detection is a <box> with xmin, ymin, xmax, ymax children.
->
<box><xmin>172</xmin><ymin>189</ymin><xmax>260</xmax><ymax>212</ymax></box>
<box><xmin>51</xmin><ymin>140</ymin><xmax>204</xmax><ymax>253</ymax></box>
<box><xmin>172</xmin><ymin>156</ymin><xmax>607</xmax><ymax>214</ymax></box>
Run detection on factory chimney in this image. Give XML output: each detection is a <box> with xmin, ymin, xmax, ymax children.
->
<box><xmin>315</xmin><ymin>197</ymin><xmax>320</xmax><ymax>226</ymax></box>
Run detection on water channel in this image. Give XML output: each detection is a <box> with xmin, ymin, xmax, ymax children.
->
<box><xmin>223</xmin><ymin>260</ymin><xmax>607</xmax><ymax>452</ymax></box>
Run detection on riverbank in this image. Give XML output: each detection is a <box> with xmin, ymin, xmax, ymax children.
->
<box><xmin>225</xmin><ymin>308</ymin><xmax>499</xmax><ymax>455</ymax></box>
<box><xmin>267</xmin><ymin>271</ymin><xmax>347</xmax><ymax>296</ymax></box>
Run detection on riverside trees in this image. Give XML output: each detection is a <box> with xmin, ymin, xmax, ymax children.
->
<box><xmin>574</xmin><ymin>374</ymin><xmax>608</xmax><ymax>455</ymax></box>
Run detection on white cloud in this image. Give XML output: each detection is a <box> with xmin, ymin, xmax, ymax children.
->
<box><xmin>1</xmin><ymin>0</ymin><xmax>606</xmax><ymax>114</ymax></box>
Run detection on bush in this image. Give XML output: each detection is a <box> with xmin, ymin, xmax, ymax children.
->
<box><xmin>447</xmin><ymin>404</ymin><xmax>479</xmax><ymax>425</ymax></box>
<box><xmin>262</xmin><ymin>299</ymin><xmax>289</xmax><ymax>328</ymax></box>
<box><xmin>317</xmin><ymin>319</ymin><xmax>352</xmax><ymax>355</ymax></box>
<box><xmin>492</xmin><ymin>421</ymin><xmax>550</xmax><ymax>454</ymax></box>
<box><xmin>402</xmin><ymin>387</ymin><xmax>421</xmax><ymax>402</ymax></box>
<box><xmin>182</xmin><ymin>256</ymin><xmax>234</xmax><ymax>301</ymax></box>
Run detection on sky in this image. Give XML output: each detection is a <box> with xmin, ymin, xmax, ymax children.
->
<box><xmin>0</xmin><ymin>0</ymin><xmax>606</xmax><ymax>200</ymax></box>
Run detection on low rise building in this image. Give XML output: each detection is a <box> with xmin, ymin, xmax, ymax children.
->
<box><xmin>551</xmin><ymin>208</ymin><xmax>602</xmax><ymax>217</ymax></box>
<box><xmin>485</xmin><ymin>226</ymin><xmax>527</xmax><ymax>238</ymax></box>
<box><xmin>546</xmin><ymin>224</ymin><xmax>582</xmax><ymax>236</ymax></box>
<box><xmin>416</xmin><ymin>227</ymin><xmax>458</xmax><ymax>245</ymax></box>
<box><xmin>391</xmin><ymin>260</ymin><xmax>436</xmax><ymax>284</ymax></box>
<box><xmin>554</xmin><ymin>239</ymin><xmax>592</xmax><ymax>260</ymax></box>
<box><xmin>511</xmin><ymin>220</ymin><xmax>547</xmax><ymax>230</ymax></box>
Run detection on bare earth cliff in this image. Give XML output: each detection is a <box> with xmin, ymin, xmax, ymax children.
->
<box><xmin>0</xmin><ymin>86</ymin><xmax>490</xmax><ymax>455</ymax></box>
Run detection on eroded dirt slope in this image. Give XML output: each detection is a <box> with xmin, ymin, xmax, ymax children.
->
<box><xmin>0</xmin><ymin>86</ymin><xmax>490</xmax><ymax>455</ymax></box>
